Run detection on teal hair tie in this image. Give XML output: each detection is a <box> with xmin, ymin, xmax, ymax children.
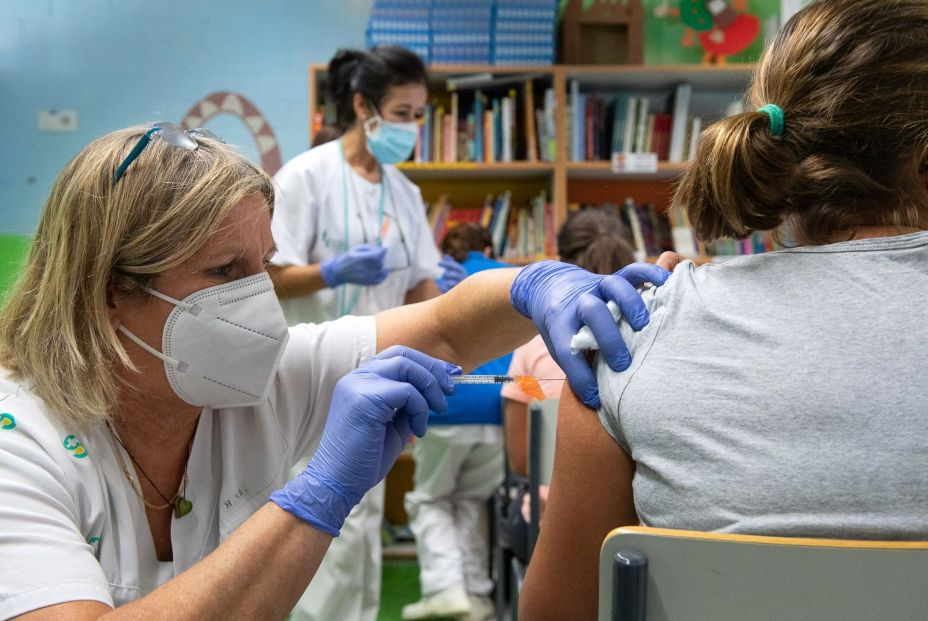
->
<box><xmin>757</xmin><ymin>104</ymin><xmax>785</xmax><ymax>138</ymax></box>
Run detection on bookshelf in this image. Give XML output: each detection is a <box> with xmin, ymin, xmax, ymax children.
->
<box><xmin>308</xmin><ymin>63</ymin><xmax>755</xmax><ymax>263</ymax></box>
<box><xmin>396</xmin><ymin>161</ymin><xmax>554</xmax><ymax>180</ymax></box>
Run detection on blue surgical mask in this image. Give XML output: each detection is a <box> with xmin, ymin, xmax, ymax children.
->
<box><xmin>363</xmin><ymin>108</ymin><xmax>418</xmax><ymax>165</ymax></box>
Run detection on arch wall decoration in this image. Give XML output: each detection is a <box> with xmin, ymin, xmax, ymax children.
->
<box><xmin>181</xmin><ymin>92</ymin><xmax>283</xmax><ymax>175</ymax></box>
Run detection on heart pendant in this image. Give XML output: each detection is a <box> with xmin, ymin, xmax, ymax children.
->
<box><xmin>174</xmin><ymin>496</ymin><xmax>193</xmax><ymax>518</ymax></box>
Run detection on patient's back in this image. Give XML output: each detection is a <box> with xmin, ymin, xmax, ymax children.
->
<box><xmin>596</xmin><ymin>231</ymin><xmax>928</xmax><ymax>540</ymax></box>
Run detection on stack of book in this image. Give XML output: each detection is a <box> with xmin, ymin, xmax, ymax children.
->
<box><xmin>568</xmin><ymin>81</ymin><xmax>707</xmax><ymax>163</ymax></box>
<box><xmin>430</xmin><ymin>0</ymin><xmax>494</xmax><ymax>65</ymax></box>
<box><xmin>366</xmin><ymin>0</ymin><xmax>432</xmax><ymax>63</ymax></box>
<box><xmin>492</xmin><ymin>0</ymin><xmax>558</xmax><ymax>66</ymax></box>
<box><xmin>413</xmin><ymin>78</ymin><xmax>556</xmax><ymax>164</ymax></box>
<box><xmin>428</xmin><ymin>190</ymin><xmax>555</xmax><ymax>259</ymax></box>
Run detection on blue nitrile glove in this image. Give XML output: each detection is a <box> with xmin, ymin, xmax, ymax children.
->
<box><xmin>510</xmin><ymin>260</ymin><xmax>671</xmax><ymax>409</ymax></box>
<box><xmin>434</xmin><ymin>254</ymin><xmax>468</xmax><ymax>293</ymax></box>
<box><xmin>320</xmin><ymin>243</ymin><xmax>389</xmax><ymax>288</ymax></box>
<box><xmin>270</xmin><ymin>346</ymin><xmax>457</xmax><ymax>536</ymax></box>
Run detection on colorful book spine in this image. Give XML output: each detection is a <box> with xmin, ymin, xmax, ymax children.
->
<box><xmin>524</xmin><ymin>80</ymin><xmax>538</xmax><ymax>161</ymax></box>
<box><xmin>473</xmin><ymin>90</ymin><xmax>485</xmax><ymax>163</ymax></box>
<box><xmin>442</xmin><ymin>114</ymin><xmax>456</xmax><ymax>163</ymax></box>
<box><xmin>668</xmin><ymin>82</ymin><xmax>693</xmax><ymax>162</ymax></box>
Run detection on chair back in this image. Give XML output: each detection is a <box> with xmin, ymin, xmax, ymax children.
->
<box><xmin>526</xmin><ymin>398</ymin><xmax>558</xmax><ymax>559</ymax></box>
<box><xmin>527</xmin><ymin>398</ymin><xmax>559</xmax><ymax>487</ymax></box>
<box><xmin>599</xmin><ymin>526</ymin><xmax>928</xmax><ymax>621</ymax></box>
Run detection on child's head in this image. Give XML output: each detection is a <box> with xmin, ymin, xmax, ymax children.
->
<box><xmin>675</xmin><ymin>0</ymin><xmax>928</xmax><ymax>246</ymax></box>
<box><xmin>557</xmin><ymin>209</ymin><xmax>636</xmax><ymax>275</ymax></box>
<box><xmin>441</xmin><ymin>222</ymin><xmax>494</xmax><ymax>262</ymax></box>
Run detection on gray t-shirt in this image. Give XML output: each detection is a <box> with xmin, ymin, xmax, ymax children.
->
<box><xmin>596</xmin><ymin>231</ymin><xmax>928</xmax><ymax>540</ymax></box>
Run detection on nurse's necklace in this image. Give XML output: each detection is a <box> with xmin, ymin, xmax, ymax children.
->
<box><xmin>104</xmin><ymin>421</ymin><xmax>194</xmax><ymax>518</ymax></box>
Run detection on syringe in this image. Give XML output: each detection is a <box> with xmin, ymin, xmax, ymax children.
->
<box><xmin>451</xmin><ymin>374</ymin><xmax>556</xmax><ymax>400</ymax></box>
<box><xmin>452</xmin><ymin>374</ymin><xmax>516</xmax><ymax>385</ymax></box>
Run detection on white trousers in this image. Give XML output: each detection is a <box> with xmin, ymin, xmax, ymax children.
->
<box><xmin>290</xmin><ymin>479</ymin><xmax>385</xmax><ymax>621</ymax></box>
<box><xmin>404</xmin><ymin>425</ymin><xmax>504</xmax><ymax>597</ymax></box>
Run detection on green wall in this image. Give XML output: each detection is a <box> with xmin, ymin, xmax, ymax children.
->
<box><xmin>0</xmin><ymin>235</ymin><xmax>31</xmax><ymax>303</ymax></box>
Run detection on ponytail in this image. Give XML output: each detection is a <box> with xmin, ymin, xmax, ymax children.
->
<box><xmin>675</xmin><ymin>111</ymin><xmax>794</xmax><ymax>243</ymax></box>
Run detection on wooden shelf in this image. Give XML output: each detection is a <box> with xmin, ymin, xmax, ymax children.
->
<box><xmin>311</xmin><ymin>63</ymin><xmax>555</xmax><ymax>99</ymax></box>
<box><xmin>427</xmin><ymin>64</ymin><xmax>554</xmax><ymax>74</ymax></box>
<box><xmin>559</xmin><ymin>63</ymin><xmax>754</xmax><ymax>90</ymax></box>
<box><xmin>566</xmin><ymin>160</ymin><xmax>687</xmax><ymax>181</ymax></box>
<box><xmin>396</xmin><ymin>161</ymin><xmax>555</xmax><ymax>180</ymax></box>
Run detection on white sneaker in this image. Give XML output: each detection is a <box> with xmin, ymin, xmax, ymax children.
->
<box><xmin>463</xmin><ymin>595</ymin><xmax>495</xmax><ymax>621</ymax></box>
<box><xmin>401</xmin><ymin>584</ymin><xmax>473</xmax><ymax>620</ymax></box>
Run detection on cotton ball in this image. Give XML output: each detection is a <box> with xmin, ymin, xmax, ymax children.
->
<box><xmin>569</xmin><ymin>300</ymin><xmax>621</xmax><ymax>354</ymax></box>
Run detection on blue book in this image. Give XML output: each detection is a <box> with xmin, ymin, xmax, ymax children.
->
<box><xmin>610</xmin><ymin>93</ymin><xmax>629</xmax><ymax>155</ymax></box>
<box><xmin>569</xmin><ymin>79</ymin><xmax>581</xmax><ymax>161</ymax></box>
<box><xmin>473</xmin><ymin>90</ymin><xmax>485</xmax><ymax>163</ymax></box>
<box><xmin>492</xmin><ymin>98</ymin><xmax>502</xmax><ymax>162</ymax></box>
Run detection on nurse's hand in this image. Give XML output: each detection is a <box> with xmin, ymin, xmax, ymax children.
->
<box><xmin>320</xmin><ymin>243</ymin><xmax>389</xmax><ymax>288</ymax></box>
<box><xmin>269</xmin><ymin>346</ymin><xmax>456</xmax><ymax>536</ymax></box>
<box><xmin>434</xmin><ymin>254</ymin><xmax>468</xmax><ymax>293</ymax></box>
<box><xmin>510</xmin><ymin>260</ymin><xmax>672</xmax><ymax>409</ymax></box>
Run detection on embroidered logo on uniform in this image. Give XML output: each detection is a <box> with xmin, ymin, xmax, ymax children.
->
<box><xmin>222</xmin><ymin>486</ymin><xmax>251</xmax><ymax>510</ymax></box>
<box><xmin>0</xmin><ymin>413</ymin><xmax>14</xmax><ymax>429</ymax></box>
<box><xmin>87</xmin><ymin>535</ymin><xmax>102</xmax><ymax>547</ymax></box>
<box><xmin>63</xmin><ymin>434</ymin><xmax>88</xmax><ymax>459</ymax></box>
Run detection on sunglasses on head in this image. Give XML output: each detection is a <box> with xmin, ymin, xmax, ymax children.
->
<box><xmin>112</xmin><ymin>122</ymin><xmax>223</xmax><ymax>185</ymax></box>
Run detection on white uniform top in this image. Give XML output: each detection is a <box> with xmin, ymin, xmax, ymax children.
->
<box><xmin>270</xmin><ymin>139</ymin><xmax>441</xmax><ymax>323</ymax></box>
<box><xmin>0</xmin><ymin>316</ymin><xmax>375</xmax><ymax>618</ymax></box>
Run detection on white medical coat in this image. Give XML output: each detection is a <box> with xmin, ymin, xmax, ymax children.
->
<box><xmin>0</xmin><ymin>316</ymin><xmax>375</xmax><ymax>618</ymax></box>
<box><xmin>270</xmin><ymin>139</ymin><xmax>441</xmax><ymax>323</ymax></box>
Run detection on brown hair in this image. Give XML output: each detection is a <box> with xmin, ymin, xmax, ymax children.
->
<box><xmin>557</xmin><ymin>209</ymin><xmax>635</xmax><ymax>274</ymax></box>
<box><xmin>441</xmin><ymin>222</ymin><xmax>494</xmax><ymax>262</ymax></box>
<box><xmin>674</xmin><ymin>0</ymin><xmax>928</xmax><ymax>246</ymax></box>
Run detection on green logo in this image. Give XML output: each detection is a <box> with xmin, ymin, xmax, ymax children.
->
<box><xmin>87</xmin><ymin>535</ymin><xmax>102</xmax><ymax>546</ymax></box>
<box><xmin>63</xmin><ymin>434</ymin><xmax>88</xmax><ymax>459</ymax></box>
<box><xmin>0</xmin><ymin>413</ymin><xmax>14</xmax><ymax>429</ymax></box>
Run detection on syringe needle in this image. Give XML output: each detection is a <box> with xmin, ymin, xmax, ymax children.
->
<box><xmin>452</xmin><ymin>375</ymin><xmax>513</xmax><ymax>385</ymax></box>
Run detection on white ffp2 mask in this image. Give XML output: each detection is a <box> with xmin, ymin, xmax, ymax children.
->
<box><xmin>119</xmin><ymin>272</ymin><xmax>290</xmax><ymax>408</ymax></box>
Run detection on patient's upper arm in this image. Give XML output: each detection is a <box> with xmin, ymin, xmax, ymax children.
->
<box><xmin>518</xmin><ymin>381</ymin><xmax>637</xmax><ymax>621</ymax></box>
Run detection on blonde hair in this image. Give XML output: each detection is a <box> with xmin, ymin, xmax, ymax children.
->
<box><xmin>0</xmin><ymin>125</ymin><xmax>274</xmax><ymax>427</ymax></box>
<box><xmin>674</xmin><ymin>0</ymin><xmax>928</xmax><ymax>245</ymax></box>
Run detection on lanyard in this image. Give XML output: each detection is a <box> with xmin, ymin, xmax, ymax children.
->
<box><xmin>337</xmin><ymin>139</ymin><xmax>389</xmax><ymax>316</ymax></box>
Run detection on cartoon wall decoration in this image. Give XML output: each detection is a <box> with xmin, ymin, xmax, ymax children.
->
<box><xmin>647</xmin><ymin>0</ymin><xmax>779</xmax><ymax>64</ymax></box>
<box><xmin>181</xmin><ymin>92</ymin><xmax>283</xmax><ymax>175</ymax></box>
